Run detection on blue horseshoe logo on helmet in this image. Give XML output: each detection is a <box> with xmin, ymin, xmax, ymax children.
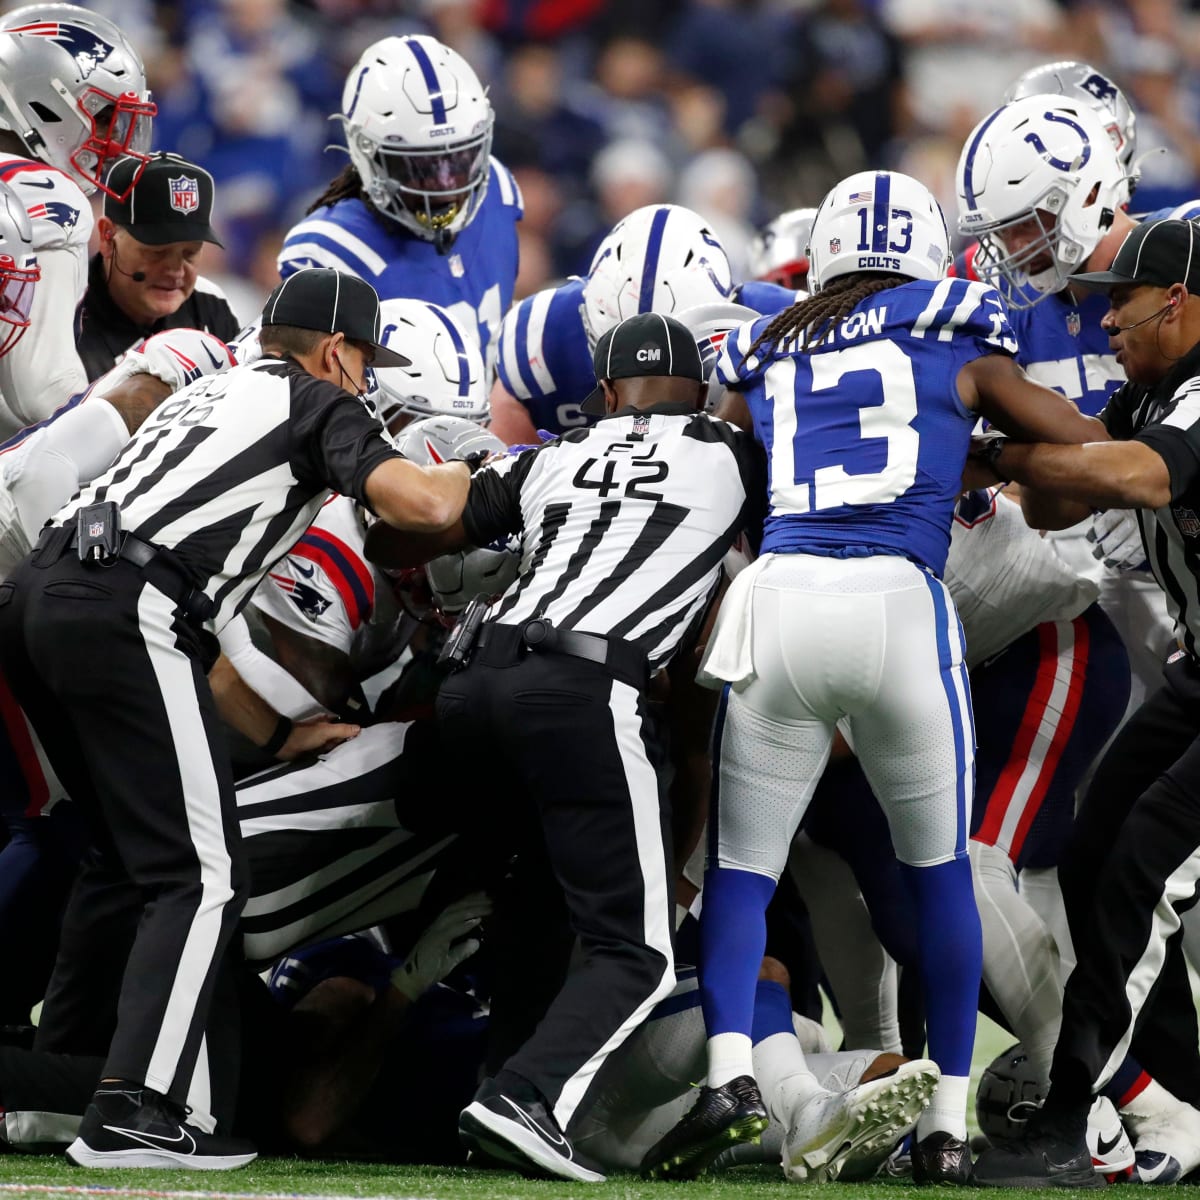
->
<box><xmin>1023</xmin><ymin>111</ymin><xmax>1092</xmax><ymax>172</ymax></box>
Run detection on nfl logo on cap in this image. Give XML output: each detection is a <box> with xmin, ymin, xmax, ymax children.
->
<box><xmin>168</xmin><ymin>175</ymin><xmax>200</xmax><ymax>214</ymax></box>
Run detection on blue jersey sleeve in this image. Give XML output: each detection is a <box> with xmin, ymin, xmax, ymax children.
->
<box><xmin>714</xmin><ymin>315</ymin><xmax>777</xmax><ymax>390</ymax></box>
<box><xmin>735</xmin><ymin>280</ymin><xmax>800</xmax><ymax>316</ymax></box>
<box><xmin>495</xmin><ymin>278</ymin><xmax>596</xmax><ymax>433</ymax></box>
<box><xmin>907</xmin><ymin>277</ymin><xmax>1018</xmax><ymax>363</ymax></box>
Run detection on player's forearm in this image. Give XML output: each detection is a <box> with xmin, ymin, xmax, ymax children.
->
<box><xmin>999</xmin><ymin>440</ymin><xmax>1171</xmax><ymax>513</ymax></box>
<box><xmin>208</xmin><ymin>651</ymin><xmax>283</xmax><ymax>747</ymax></box>
<box><xmin>367</xmin><ymin>458</ymin><xmax>471</xmax><ymax>533</ymax></box>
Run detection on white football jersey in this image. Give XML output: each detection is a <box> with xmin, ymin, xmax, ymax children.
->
<box><xmin>0</xmin><ymin>155</ymin><xmax>92</xmax><ymax>434</ymax></box>
<box><xmin>946</xmin><ymin>488</ymin><xmax>1098</xmax><ymax>668</ymax></box>
<box><xmin>251</xmin><ymin>494</ymin><xmax>410</xmax><ymax>678</ymax></box>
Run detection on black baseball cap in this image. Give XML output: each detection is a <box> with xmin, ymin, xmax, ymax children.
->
<box><xmin>1073</xmin><ymin>218</ymin><xmax>1200</xmax><ymax>292</ymax></box>
<box><xmin>104</xmin><ymin>153</ymin><xmax>223</xmax><ymax>247</ymax></box>
<box><xmin>581</xmin><ymin>312</ymin><xmax>706</xmax><ymax>416</ymax></box>
<box><xmin>261</xmin><ymin>268</ymin><xmax>411</xmax><ymax>368</ymax></box>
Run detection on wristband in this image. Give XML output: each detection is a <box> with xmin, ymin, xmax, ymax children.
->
<box><xmin>979</xmin><ymin>436</ymin><xmax>1010</xmax><ymax>482</ymax></box>
<box><xmin>460</xmin><ymin>449</ymin><xmax>491</xmax><ymax>473</ymax></box>
<box><xmin>262</xmin><ymin>715</ymin><xmax>293</xmax><ymax>756</ymax></box>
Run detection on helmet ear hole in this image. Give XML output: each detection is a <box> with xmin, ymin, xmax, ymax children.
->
<box><xmin>28</xmin><ymin>101</ymin><xmax>59</xmax><ymax>123</ymax></box>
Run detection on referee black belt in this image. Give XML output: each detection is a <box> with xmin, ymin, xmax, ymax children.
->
<box><xmin>476</xmin><ymin>620</ymin><xmax>648</xmax><ymax>689</ymax></box>
<box><xmin>37</xmin><ymin>525</ymin><xmax>215</xmax><ymax>624</ymax></box>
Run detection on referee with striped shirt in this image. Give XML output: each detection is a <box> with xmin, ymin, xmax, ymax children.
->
<box><xmin>0</xmin><ymin>267</ymin><xmax>474</xmax><ymax>1170</ymax></box>
<box><xmin>972</xmin><ymin>219</ymin><xmax>1200</xmax><ymax>1186</ymax></box>
<box><xmin>369</xmin><ymin>312</ymin><xmax>764</xmax><ymax>1182</ymax></box>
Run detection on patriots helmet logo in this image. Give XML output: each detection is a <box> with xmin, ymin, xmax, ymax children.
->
<box><xmin>268</xmin><ymin>573</ymin><xmax>332</xmax><ymax>621</ymax></box>
<box><xmin>10</xmin><ymin>22</ymin><xmax>117</xmax><ymax>80</ymax></box>
<box><xmin>1080</xmin><ymin>73</ymin><xmax>1118</xmax><ymax>103</ymax></box>
<box><xmin>26</xmin><ymin>201</ymin><xmax>79</xmax><ymax>231</ymax></box>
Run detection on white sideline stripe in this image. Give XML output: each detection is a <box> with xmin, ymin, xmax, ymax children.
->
<box><xmin>0</xmin><ymin>1188</ymin><xmax>434</xmax><ymax>1200</ymax></box>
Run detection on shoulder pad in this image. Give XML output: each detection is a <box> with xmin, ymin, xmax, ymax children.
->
<box><xmin>0</xmin><ymin>160</ymin><xmax>91</xmax><ymax>250</ymax></box>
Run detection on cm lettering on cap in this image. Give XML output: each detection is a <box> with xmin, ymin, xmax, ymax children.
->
<box><xmin>637</xmin><ymin>345</ymin><xmax>663</xmax><ymax>363</ymax></box>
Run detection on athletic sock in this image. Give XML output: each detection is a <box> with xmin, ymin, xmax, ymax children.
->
<box><xmin>917</xmin><ymin>1074</ymin><xmax>969</xmax><ymax>1141</ymax></box>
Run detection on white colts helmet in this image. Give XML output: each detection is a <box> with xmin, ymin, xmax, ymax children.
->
<box><xmin>807</xmin><ymin>170</ymin><xmax>949</xmax><ymax>294</ymax></box>
<box><xmin>581</xmin><ymin>204</ymin><xmax>734</xmax><ymax>351</ymax></box>
<box><xmin>369</xmin><ymin>299</ymin><xmax>487</xmax><ymax>428</ymax></box>
<box><xmin>0</xmin><ymin>4</ymin><xmax>154</xmax><ymax>198</ymax></box>
<box><xmin>957</xmin><ymin>96</ymin><xmax>1126</xmax><ymax>309</ymax></box>
<box><xmin>1005</xmin><ymin>61</ymin><xmax>1138</xmax><ymax>185</ymax></box>
<box><xmin>748</xmin><ymin>207</ymin><xmax>819</xmax><ymax>290</ymax></box>
<box><xmin>0</xmin><ymin>179</ymin><xmax>38</xmax><ymax>358</ymax></box>
<box><xmin>339</xmin><ymin>35</ymin><xmax>493</xmax><ymax>250</ymax></box>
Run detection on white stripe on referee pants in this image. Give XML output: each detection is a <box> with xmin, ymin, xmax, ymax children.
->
<box><xmin>138</xmin><ymin>581</ymin><xmax>238</xmax><ymax>1098</ymax></box>
<box><xmin>1097</xmin><ymin>841</ymin><xmax>1200</xmax><ymax>1089</ymax></box>
<box><xmin>552</xmin><ymin>677</ymin><xmax>676</xmax><ymax>1130</ymax></box>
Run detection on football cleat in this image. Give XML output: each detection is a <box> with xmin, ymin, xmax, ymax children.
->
<box><xmin>1122</xmin><ymin>1088</ymin><xmax>1200</xmax><ymax>1181</ymax></box>
<box><xmin>459</xmin><ymin>1078</ymin><xmax>605</xmax><ymax>1183</ymax></box>
<box><xmin>66</xmin><ymin>1083</ymin><xmax>256</xmax><ymax>1170</ymax></box>
<box><xmin>913</xmin><ymin>1130</ymin><xmax>973</xmax><ymax>1185</ymax></box>
<box><xmin>641</xmin><ymin>1075</ymin><xmax>769</xmax><ymax>1180</ymax></box>
<box><xmin>836</xmin><ymin>1059</ymin><xmax>941</xmax><ymax>1182</ymax></box>
<box><xmin>1087</xmin><ymin>1096</ymin><xmax>1134</xmax><ymax>1178</ymax></box>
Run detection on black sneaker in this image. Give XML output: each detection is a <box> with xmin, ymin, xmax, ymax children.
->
<box><xmin>972</xmin><ymin>1111</ymin><xmax>1102</xmax><ymax>1190</ymax></box>
<box><xmin>912</xmin><ymin>1130</ymin><xmax>972</xmax><ymax>1185</ymax></box>
<box><xmin>458</xmin><ymin>1078</ymin><xmax>605</xmax><ymax>1183</ymax></box>
<box><xmin>66</xmin><ymin>1083</ymin><xmax>257</xmax><ymax>1170</ymax></box>
<box><xmin>641</xmin><ymin>1075</ymin><xmax>769</xmax><ymax>1180</ymax></box>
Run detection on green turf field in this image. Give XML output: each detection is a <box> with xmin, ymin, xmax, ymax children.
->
<box><xmin>0</xmin><ymin>1014</ymin><xmax>1190</xmax><ymax>1198</ymax></box>
<box><xmin>0</xmin><ymin>1155</ymin><xmax>1159</xmax><ymax>1200</ymax></box>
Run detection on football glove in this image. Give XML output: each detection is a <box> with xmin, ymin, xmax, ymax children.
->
<box><xmin>1086</xmin><ymin>508</ymin><xmax>1149</xmax><ymax>572</ymax></box>
<box><xmin>390</xmin><ymin>891</ymin><xmax>492</xmax><ymax>1002</ymax></box>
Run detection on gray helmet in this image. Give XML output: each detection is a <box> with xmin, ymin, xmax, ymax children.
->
<box><xmin>748</xmin><ymin>207</ymin><xmax>818</xmax><ymax>291</ymax></box>
<box><xmin>976</xmin><ymin>1043</ymin><xmax>1045</xmax><ymax>1144</ymax></box>
<box><xmin>1005</xmin><ymin>62</ymin><xmax>1138</xmax><ymax>187</ymax></box>
<box><xmin>674</xmin><ymin>300</ymin><xmax>758</xmax><ymax>412</ymax></box>
<box><xmin>0</xmin><ymin>178</ymin><xmax>38</xmax><ymax>357</ymax></box>
<box><xmin>0</xmin><ymin>4</ymin><xmax>154</xmax><ymax>198</ymax></box>
<box><xmin>393</xmin><ymin>416</ymin><xmax>520</xmax><ymax>615</ymax></box>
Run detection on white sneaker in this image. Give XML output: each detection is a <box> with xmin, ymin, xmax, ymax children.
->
<box><xmin>1086</xmin><ymin>1096</ymin><xmax>1134</xmax><ymax>1179</ymax></box>
<box><xmin>782</xmin><ymin>1059</ymin><xmax>940</xmax><ymax>1183</ymax></box>
<box><xmin>1122</xmin><ymin>1085</ymin><xmax>1200</xmax><ymax>1183</ymax></box>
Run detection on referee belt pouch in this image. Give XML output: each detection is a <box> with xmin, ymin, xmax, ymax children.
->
<box><xmin>476</xmin><ymin>619</ymin><xmax>649</xmax><ymax>691</ymax></box>
<box><xmin>36</xmin><ymin>518</ymin><xmax>216</xmax><ymax>631</ymax></box>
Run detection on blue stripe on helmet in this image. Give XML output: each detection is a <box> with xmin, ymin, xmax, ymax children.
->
<box><xmin>872</xmin><ymin>172</ymin><xmax>891</xmax><ymax>253</ymax></box>
<box><xmin>962</xmin><ymin>105</ymin><xmax>1007</xmax><ymax>209</ymax></box>
<box><xmin>637</xmin><ymin>207</ymin><xmax>671</xmax><ymax>315</ymax></box>
<box><xmin>429</xmin><ymin>305</ymin><xmax>472</xmax><ymax>397</ymax></box>
<box><xmin>404</xmin><ymin>39</ymin><xmax>449</xmax><ymax>126</ymax></box>
<box><xmin>344</xmin><ymin>66</ymin><xmax>369</xmax><ymax>120</ymax></box>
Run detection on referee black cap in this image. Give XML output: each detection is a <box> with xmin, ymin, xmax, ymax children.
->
<box><xmin>104</xmin><ymin>153</ymin><xmax>223</xmax><ymax>248</ymax></box>
<box><xmin>582</xmin><ymin>312</ymin><xmax>706</xmax><ymax>415</ymax></box>
<box><xmin>1073</xmin><ymin>218</ymin><xmax>1200</xmax><ymax>292</ymax></box>
<box><xmin>261</xmin><ymin>268</ymin><xmax>411</xmax><ymax>367</ymax></box>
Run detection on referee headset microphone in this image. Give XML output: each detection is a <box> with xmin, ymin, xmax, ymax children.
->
<box><xmin>106</xmin><ymin>231</ymin><xmax>146</xmax><ymax>283</ymax></box>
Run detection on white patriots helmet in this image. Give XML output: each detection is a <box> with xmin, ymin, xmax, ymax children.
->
<box><xmin>339</xmin><ymin>35</ymin><xmax>493</xmax><ymax>251</ymax></box>
<box><xmin>675</xmin><ymin>300</ymin><xmax>758</xmax><ymax>412</ymax></box>
<box><xmin>391</xmin><ymin>415</ymin><xmax>520</xmax><ymax>617</ymax></box>
<box><xmin>581</xmin><ymin>204</ymin><xmax>734</xmax><ymax>351</ymax></box>
<box><xmin>957</xmin><ymin>96</ymin><xmax>1126</xmax><ymax>309</ymax></box>
<box><xmin>1005</xmin><ymin>62</ymin><xmax>1138</xmax><ymax>184</ymax></box>
<box><xmin>368</xmin><ymin>299</ymin><xmax>487</xmax><ymax>428</ymax></box>
<box><xmin>0</xmin><ymin>4</ymin><xmax>155</xmax><ymax>199</ymax></box>
<box><xmin>0</xmin><ymin>179</ymin><xmax>38</xmax><ymax>359</ymax></box>
<box><xmin>976</xmin><ymin>1043</ymin><xmax>1045</xmax><ymax>1144</ymax></box>
<box><xmin>748</xmin><ymin>207</ymin><xmax>818</xmax><ymax>290</ymax></box>
<box><xmin>807</xmin><ymin>170</ymin><xmax>950</xmax><ymax>294</ymax></box>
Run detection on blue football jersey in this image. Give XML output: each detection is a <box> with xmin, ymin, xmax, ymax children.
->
<box><xmin>716</xmin><ymin>277</ymin><xmax>1018</xmax><ymax>576</ymax></box>
<box><xmin>278</xmin><ymin>158</ymin><xmax>523</xmax><ymax>367</ymax></box>
<box><xmin>1140</xmin><ymin>199</ymin><xmax>1200</xmax><ymax>222</ymax></box>
<box><xmin>496</xmin><ymin>278</ymin><xmax>799</xmax><ymax>435</ymax></box>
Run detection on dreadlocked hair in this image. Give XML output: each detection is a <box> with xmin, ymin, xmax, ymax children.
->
<box><xmin>742</xmin><ymin>273</ymin><xmax>912</xmax><ymax>367</ymax></box>
<box><xmin>306</xmin><ymin>163</ymin><xmax>367</xmax><ymax>215</ymax></box>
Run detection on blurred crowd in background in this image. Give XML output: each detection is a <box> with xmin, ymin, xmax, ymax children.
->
<box><xmin>19</xmin><ymin>0</ymin><xmax>1200</xmax><ymax>324</ymax></box>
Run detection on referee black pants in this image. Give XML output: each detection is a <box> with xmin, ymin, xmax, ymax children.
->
<box><xmin>437</xmin><ymin>634</ymin><xmax>676</xmax><ymax>1132</ymax></box>
<box><xmin>1051</xmin><ymin>652</ymin><xmax>1200</xmax><ymax>1103</ymax></box>
<box><xmin>0</xmin><ymin>547</ymin><xmax>247</xmax><ymax>1127</ymax></box>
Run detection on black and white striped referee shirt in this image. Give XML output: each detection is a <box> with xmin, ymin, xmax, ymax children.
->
<box><xmin>463</xmin><ymin>403</ymin><xmax>764</xmax><ymax>668</ymax></box>
<box><xmin>1102</xmin><ymin>341</ymin><xmax>1200</xmax><ymax>656</ymax></box>
<box><xmin>54</xmin><ymin>356</ymin><xmax>400</xmax><ymax>631</ymax></box>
